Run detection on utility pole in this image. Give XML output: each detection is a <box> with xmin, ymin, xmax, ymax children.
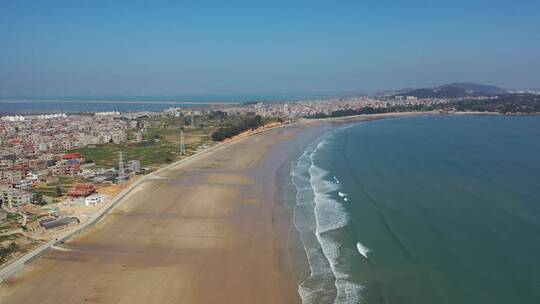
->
<box><xmin>180</xmin><ymin>129</ymin><xmax>186</xmax><ymax>155</ymax></box>
<box><xmin>117</xmin><ymin>151</ymin><xmax>126</xmax><ymax>186</ymax></box>
<box><xmin>191</xmin><ymin>115</ymin><xmax>194</xmax><ymax>128</ymax></box>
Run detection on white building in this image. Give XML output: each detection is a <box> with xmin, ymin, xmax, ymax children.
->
<box><xmin>127</xmin><ymin>160</ymin><xmax>141</xmax><ymax>172</ymax></box>
<box><xmin>134</xmin><ymin>132</ymin><xmax>144</xmax><ymax>142</ymax></box>
<box><xmin>0</xmin><ymin>188</ymin><xmax>32</xmax><ymax>208</ymax></box>
<box><xmin>84</xmin><ymin>194</ymin><xmax>103</xmax><ymax>206</ymax></box>
<box><xmin>13</xmin><ymin>178</ymin><xmax>35</xmax><ymax>190</ymax></box>
<box><xmin>111</xmin><ymin>132</ymin><xmax>127</xmax><ymax>144</ymax></box>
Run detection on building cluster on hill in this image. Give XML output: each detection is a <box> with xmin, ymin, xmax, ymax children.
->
<box><xmin>239</xmin><ymin>96</ymin><xmax>450</xmax><ymax>118</ymax></box>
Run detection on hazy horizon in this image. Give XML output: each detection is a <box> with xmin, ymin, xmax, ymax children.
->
<box><xmin>1</xmin><ymin>1</ymin><xmax>539</xmax><ymax>97</ymax></box>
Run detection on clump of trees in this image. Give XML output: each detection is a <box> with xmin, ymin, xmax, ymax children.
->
<box><xmin>208</xmin><ymin>110</ymin><xmax>227</xmax><ymax>120</ymax></box>
<box><xmin>32</xmin><ymin>192</ymin><xmax>47</xmax><ymax>206</ymax></box>
<box><xmin>0</xmin><ymin>242</ymin><xmax>19</xmax><ymax>264</ymax></box>
<box><xmin>55</xmin><ymin>186</ymin><xmax>63</xmax><ymax>197</ymax></box>
<box><xmin>307</xmin><ymin>106</ymin><xmax>393</xmax><ymax>118</ymax></box>
<box><xmin>212</xmin><ymin>114</ymin><xmax>264</xmax><ymax>141</ymax></box>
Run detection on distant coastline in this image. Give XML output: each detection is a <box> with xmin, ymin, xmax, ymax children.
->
<box><xmin>0</xmin><ymin>99</ymin><xmax>239</xmax><ymax>105</ymax></box>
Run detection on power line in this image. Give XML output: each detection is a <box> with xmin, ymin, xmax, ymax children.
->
<box><xmin>180</xmin><ymin>130</ymin><xmax>186</xmax><ymax>155</ymax></box>
<box><xmin>117</xmin><ymin>151</ymin><xmax>126</xmax><ymax>185</ymax></box>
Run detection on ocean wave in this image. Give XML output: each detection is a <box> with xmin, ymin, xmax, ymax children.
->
<box><xmin>292</xmin><ymin>149</ymin><xmax>337</xmax><ymax>304</ymax></box>
<box><xmin>310</xmin><ymin>163</ymin><xmax>364</xmax><ymax>304</ymax></box>
<box><xmin>309</xmin><ymin>164</ymin><xmax>348</xmax><ymax>234</ymax></box>
<box><xmin>356</xmin><ymin>242</ymin><xmax>371</xmax><ymax>259</ymax></box>
<box><xmin>292</xmin><ymin>132</ymin><xmax>369</xmax><ymax>304</ymax></box>
<box><xmin>338</xmin><ymin>192</ymin><xmax>348</xmax><ymax>202</ymax></box>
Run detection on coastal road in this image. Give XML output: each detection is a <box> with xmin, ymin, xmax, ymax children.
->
<box><xmin>0</xmin><ymin>124</ymin><xmax>323</xmax><ymax>304</ymax></box>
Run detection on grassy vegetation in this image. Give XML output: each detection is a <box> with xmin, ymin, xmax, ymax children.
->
<box><xmin>0</xmin><ymin>242</ymin><xmax>19</xmax><ymax>264</ymax></box>
<box><xmin>0</xmin><ymin>234</ymin><xmax>17</xmax><ymax>242</ymax></box>
<box><xmin>6</xmin><ymin>213</ymin><xmax>21</xmax><ymax>221</ymax></box>
<box><xmin>70</xmin><ymin>141</ymin><xmax>179</xmax><ymax>168</ymax></box>
<box><xmin>66</xmin><ymin>113</ymin><xmax>284</xmax><ymax>169</ymax></box>
<box><xmin>68</xmin><ymin>114</ymin><xmax>236</xmax><ymax>168</ymax></box>
<box><xmin>33</xmin><ymin>176</ymin><xmax>79</xmax><ymax>199</ymax></box>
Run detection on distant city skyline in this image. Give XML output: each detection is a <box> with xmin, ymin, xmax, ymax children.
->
<box><xmin>1</xmin><ymin>0</ymin><xmax>539</xmax><ymax>97</ymax></box>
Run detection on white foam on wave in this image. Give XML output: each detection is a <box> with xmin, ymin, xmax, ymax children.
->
<box><xmin>308</xmin><ymin>139</ymin><xmax>365</xmax><ymax>304</ymax></box>
<box><xmin>309</xmin><ymin>164</ymin><xmax>347</xmax><ymax>234</ymax></box>
<box><xmin>356</xmin><ymin>242</ymin><xmax>371</xmax><ymax>259</ymax></box>
<box><xmin>333</xmin><ymin>176</ymin><xmax>340</xmax><ymax>184</ymax></box>
<box><xmin>344</xmin><ymin>198</ymin><xmax>348</xmax><ymax>202</ymax></box>
<box><xmin>291</xmin><ymin>149</ymin><xmax>336</xmax><ymax>304</ymax></box>
<box><xmin>338</xmin><ymin>191</ymin><xmax>347</xmax><ymax>197</ymax></box>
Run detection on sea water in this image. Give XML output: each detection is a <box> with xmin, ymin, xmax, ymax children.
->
<box><xmin>291</xmin><ymin>115</ymin><xmax>540</xmax><ymax>304</ymax></box>
<box><xmin>0</xmin><ymin>94</ymin><xmax>329</xmax><ymax>114</ymax></box>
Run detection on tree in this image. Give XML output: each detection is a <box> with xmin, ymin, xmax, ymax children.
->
<box><xmin>211</xmin><ymin>114</ymin><xmax>265</xmax><ymax>141</ymax></box>
<box><xmin>55</xmin><ymin>186</ymin><xmax>63</xmax><ymax>197</ymax></box>
<box><xmin>32</xmin><ymin>192</ymin><xmax>47</xmax><ymax>206</ymax></box>
<box><xmin>0</xmin><ymin>242</ymin><xmax>20</xmax><ymax>264</ymax></box>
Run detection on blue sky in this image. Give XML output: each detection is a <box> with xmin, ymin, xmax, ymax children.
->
<box><xmin>1</xmin><ymin>0</ymin><xmax>539</xmax><ymax>97</ymax></box>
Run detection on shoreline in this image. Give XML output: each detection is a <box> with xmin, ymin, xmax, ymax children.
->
<box><xmin>0</xmin><ymin>113</ymin><xmax>426</xmax><ymax>303</ymax></box>
<box><xmin>0</xmin><ymin>118</ymin><xmax>296</xmax><ymax>281</ymax></box>
<box><xmin>1</xmin><ymin>112</ymin><xmax>433</xmax><ymax>279</ymax></box>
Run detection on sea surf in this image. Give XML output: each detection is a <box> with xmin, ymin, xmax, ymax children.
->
<box><xmin>290</xmin><ymin>115</ymin><xmax>540</xmax><ymax>304</ymax></box>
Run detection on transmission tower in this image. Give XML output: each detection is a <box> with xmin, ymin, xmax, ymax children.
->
<box><xmin>117</xmin><ymin>151</ymin><xmax>126</xmax><ymax>185</ymax></box>
<box><xmin>180</xmin><ymin>130</ymin><xmax>186</xmax><ymax>155</ymax></box>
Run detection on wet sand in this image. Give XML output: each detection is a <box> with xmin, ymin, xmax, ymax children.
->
<box><xmin>0</xmin><ymin>113</ymin><xmax>426</xmax><ymax>304</ymax></box>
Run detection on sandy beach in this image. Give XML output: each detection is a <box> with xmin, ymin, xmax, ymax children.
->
<box><xmin>0</xmin><ymin>113</ymin><xmax>425</xmax><ymax>304</ymax></box>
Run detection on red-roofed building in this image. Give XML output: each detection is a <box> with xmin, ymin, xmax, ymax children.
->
<box><xmin>67</xmin><ymin>183</ymin><xmax>96</xmax><ymax>199</ymax></box>
<box><xmin>7</xmin><ymin>138</ymin><xmax>22</xmax><ymax>145</ymax></box>
<box><xmin>52</xmin><ymin>153</ymin><xmax>85</xmax><ymax>175</ymax></box>
<box><xmin>62</xmin><ymin>152</ymin><xmax>84</xmax><ymax>161</ymax></box>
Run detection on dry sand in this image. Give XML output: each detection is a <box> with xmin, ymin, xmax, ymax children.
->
<box><xmin>0</xmin><ymin>112</ymin><xmax>428</xmax><ymax>304</ymax></box>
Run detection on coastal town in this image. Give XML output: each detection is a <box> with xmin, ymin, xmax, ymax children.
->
<box><xmin>0</xmin><ymin>108</ymin><xmax>234</xmax><ymax>264</ymax></box>
<box><xmin>0</xmin><ymin>91</ymin><xmax>537</xmax><ymax>266</ymax></box>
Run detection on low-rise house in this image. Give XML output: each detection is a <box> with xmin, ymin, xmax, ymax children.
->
<box><xmin>100</xmin><ymin>134</ymin><xmax>112</xmax><ymax>144</ymax></box>
<box><xmin>63</xmin><ymin>152</ymin><xmax>84</xmax><ymax>163</ymax></box>
<box><xmin>45</xmin><ymin>175</ymin><xmax>59</xmax><ymax>183</ymax></box>
<box><xmin>0</xmin><ymin>159</ymin><xmax>14</xmax><ymax>169</ymax></box>
<box><xmin>134</xmin><ymin>132</ymin><xmax>144</xmax><ymax>142</ymax></box>
<box><xmin>127</xmin><ymin>160</ymin><xmax>141</xmax><ymax>173</ymax></box>
<box><xmin>39</xmin><ymin>217</ymin><xmax>80</xmax><ymax>231</ymax></box>
<box><xmin>40</xmin><ymin>153</ymin><xmax>55</xmax><ymax>161</ymax></box>
<box><xmin>13</xmin><ymin>178</ymin><xmax>34</xmax><ymax>190</ymax></box>
<box><xmin>35</xmin><ymin>142</ymin><xmax>49</xmax><ymax>152</ymax></box>
<box><xmin>84</xmin><ymin>194</ymin><xmax>103</xmax><ymax>206</ymax></box>
<box><xmin>0</xmin><ymin>188</ymin><xmax>32</xmax><ymax>208</ymax></box>
<box><xmin>111</xmin><ymin>132</ymin><xmax>127</xmax><ymax>144</ymax></box>
<box><xmin>80</xmin><ymin>163</ymin><xmax>97</xmax><ymax>178</ymax></box>
<box><xmin>51</xmin><ymin>154</ymin><xmax>85</xmax><ymax>176</ymax></box>
<box><xmin>2</xmin><ymin>169</ymin><xmax>23</xmax><ymax>182</ymax></box>
<box><xmin>67</xmin><ymin>183</ymin><xmax>96</xmax><ymax>202</ymax></box>
<box><xmin>0</xmin><ymin>209</ymin><xmax>7</xmax><ymax>223</ymax></box>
